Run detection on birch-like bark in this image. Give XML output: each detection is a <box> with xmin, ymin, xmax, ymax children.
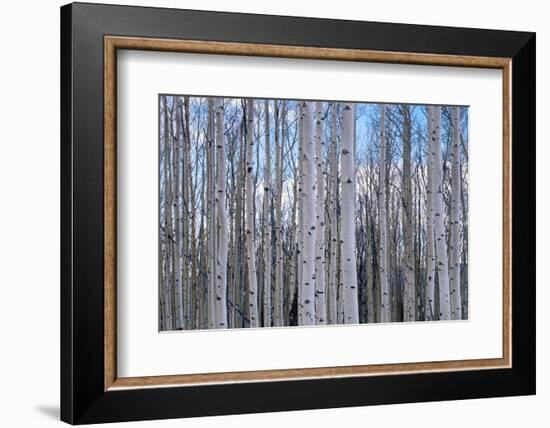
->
<box><xmin>233</xmin><ymin>115</ymin><xmax>246</xmax><ymax>327</ymax></box>
<box><xmin>401</xmin><ymin>105</ymin><xmax>415</xmax><ymax>322</ymax></box>
<box><xmin>214</xmin><ymin>98</ymin><xmax>228</xmax><ymax>328</ymax></box>
<box><xmin>262</xmin><ymin>99</ymin><xmax>273</xmax><ymax>327</ymax></box>
<box><xmin>450</xmin><ymin>106</ymin><xmax>462</xmax><ymax>320</ymax></box>
<box><xmin>297</xmin><ymin>103</ymin><xmax>305</xmax><ymax>325</ymax></box>
<box><xmin>161</xmin><ymin>97</ymin><xmax>173</xmax><ymax>330</ymax></box>
<box><xmin>273</xmin><ymin>101</ymin><xmax>285</xmax><ymax>326</ymax></box>
<box><xmin>327</xmin><ymin>102</ymin><xmax>338</xmax><ymax>324</ymax></box>
<box><xmin>168</xmin><ymin>109</ymin><xmax>177</xmax><ymax>330</ymax></box>
<box><xmin>429</xmin><ymin>106</ymin><xmax>451</xmax><ymax>320</ymax></box>
<box><xmin>366</xmin><ymin>197</ymin><xmax>375</xmax><ymax>323</ymax></box>
<box><xmin>378</xmin><ymin>104</ymin><xmax>390</xmax><ymax>323</ymax></box>
<box><xmin>183</xmin><ymin>96</ymin><xmax>193</xmax><ymax>329</ymax></box>
<box><xmin>300</xmin><ymin>101</ymin><xmax>316</xmax><ymax>325</ymax></box>
<box><xmin>173</xmin><ymin>97</ymin><xmax>184</xmax><ymax>329</ymax></box>
<box><xmin>425</xmin><ymin>107</ymin><xmax>437</xmax><ymax>320</ymax></box>
<box><xmin>314</xmin><ymin>101</ymin><xmax>327</xmax><ymax>324</ymax></box>
<box><xmin>206</xmin><ymin>99</ymin><xmax>217</xmax><ymax>328</ymax></box>
<box><xmin>245</xmin><ymin>99</ymin><xmax>259</xmax><ymax>327</ymax></box>
<box><xmin>340</xmin><ymin>102</ymin><xmax>359</xmax><ymax>324</ymax></box>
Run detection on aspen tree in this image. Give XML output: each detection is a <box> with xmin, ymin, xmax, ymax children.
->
<box><xmin>173</xmin><ymin>97</ymin><xmax>184</xmax><ymax>329</ymax></box>
<box><xmin>262</xmin><ymin>99</ymin><xmax>273</xmax><ymax>327</ymax></box>
<box><xmin>183</xmin><ymin>96</ymin><xmax>193</xmax><ymax>329</ymax></box>
<box><xmin>327</xmin><ymin>102</ymin><xmax>339</xmax><ymax>324</ymax></box>
<box><xmin>429</xmin><ymin>106</ymin><xmax>451</xmax><ymax>320</ymax></box>
<box><xmin>214</xmin><ymin>98</ymin><xmax>228</xmax><ymax>328</ymax></box>
<box><xmin>379</xmin><ymin>104</ymin><xmax>390</xmax><ymax>323</ymax></box>
<box><xmin>340</xmin><ymin>102</ymin><xmax>359</xmax><ymax>324</ymax></box>
<box><xmin>450</xmin><ymin>106</ymin><xmax>462</xmax><ymax>320</ymax></box>
<box><xmin>274</xmin><ymin>101</ymin><xmax>285</xmax><ymax>326</ymax></box>
<box><xmin>300</xmin><ymin>101</ymin><xmax>317</xmax><ymax>325</ymax></box>
<box><xmin>245</xmin><ymin>99</ymin><xmax>259</xmax><ymax>327</ymax></box>
<box><xmin>425</xmin><ymin>107</ymin><xmax>437</xmax><ymax>320</ymax></box>
<box><xmin>161</xmin><ymin>96</ymin><xmax>173</xmax><ymax>330</ymax></box>
<box><xmin>401</xmin><ymin>105</ymin><xmax>415</xmax><ymax>322</ymax></box>
<box><xmin>314</xmin><ymin>101</ymin><xmax>327</xmax><ymax>324</ymax></box>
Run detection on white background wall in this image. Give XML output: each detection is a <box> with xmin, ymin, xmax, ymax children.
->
<box><xmin>0</xmin><ymin>0</ymin><xmax>545</xmax><ymax>426</ymax></box>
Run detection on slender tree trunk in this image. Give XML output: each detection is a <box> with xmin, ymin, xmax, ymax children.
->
<box><xmin>401</xmin><ymin>106</ymin><xmax>415</xmax><ymax>322</ymax></box>
<box><xmin>161</xmin><ymin>96</ymin><xmax>173</xmax><ymax>329</ymax></box>
<box><xmin>450</xmin><ymin>106</ymin><xmax>462</xmax><ymax>320</ymax></box>
<box><xmin>460</xmin><ymin>146</ymin><xmax>469</xmax><ymax>320</ymax></box>
<box><xmin>234</xmin><ymin>116</ymin><xmax>246</xmax><ymax>327</ymax></box>
<box><xmin>366</xmin><ymin>194</ymin><xmax>375</xmax><ymax>324</ymax></box>
<box><xmin>262</xmin><ymin>99</ymin><xmax>273</xmax><ymax>327</ymax></box>
<box><xmin>425</xmin><ymin>108</ymin><xmax>436</xmax><ymax>320</ymax></box>
<box><xmin>274</xmin><ymin>101</ymin><xmax>285</xmax><ymax>326</ymax></box>
<box><xmin>300</xmin><ymin>101</ymin><xmax>317</xmax><ymax>325</ymax></box>
<box><xmin>207</xmin><ymin>99</ymin><xmax>217</xmax><ymax>328</ymax></box>
<box><xmin>429</xmin><ymin>106</ymin><xmax>451</xmax><ymax>320</ymax></box>
<box><xmin>340</xmin><ymin>102</ymin><xmax>359</xmax><ymax>324</ymax></box>
<box><xmin>314</xmin><ymin>101</ymin><xmax>327</xmax><ymax>324</ymax></box>
<box><xmin>327</xmin><ymin>102</ymin><xmax>339</xmax><ymax>324</ymax></box>
<box><xmin>214</xmin><ymin>98</ymin><xmax>228</xmax><ymax>328</ymax></box>
<box><xmin>378</xmin><ymin>104</ymin><xmax>390</xmax><ymax>323</ymax></box>
<box><xmin>180</xmin><ymin>98</ymin><xmax>191</xmax><ymax>330</ymax></box>
<box><xmin>183</xmin><ymin>96</ymin><xmax>194</xmax><ymax>330</ymax></box>
<box><xmin>173</xmin><ymin>97</ymin><xmax>184</xmax><ymax>329</ymax></box>
<box><xmin>288</xmin><ymin>146</ymin><xmax>299</xmax><ymax>326</ymax></box>
<box><xmin>297</xmin><ymin>103</ymin><xmax>305</xmax><ymax>324</ymax></box>
<box><xmin>245</xmin><ymin>99</ymin><xmax>259</xmax><ymax>327</ymax></box>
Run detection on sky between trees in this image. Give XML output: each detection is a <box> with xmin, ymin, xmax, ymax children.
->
<box><xmin>159</xmin><ymin>95</ymin><xmax>468</xmax><ymax>331</ymax></box>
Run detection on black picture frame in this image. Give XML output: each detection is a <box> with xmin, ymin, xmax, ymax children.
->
<box><xmin>61</xmin><ymin>2</ymin><xmax>535</xmax><ymax>424</ymax></box>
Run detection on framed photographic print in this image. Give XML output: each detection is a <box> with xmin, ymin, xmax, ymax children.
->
<box><xmin>60</xmin><ymin>2</ymin><xmax>535</xmax><ymax>424</ymax></box>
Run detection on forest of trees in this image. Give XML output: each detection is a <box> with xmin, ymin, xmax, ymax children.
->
<box><xmin>159</xmin><ymin>95</ymin><xmax>469</xmax><ymax>331</ymax></box>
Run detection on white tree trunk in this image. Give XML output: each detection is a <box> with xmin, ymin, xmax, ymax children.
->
<box><xmin>207</xmin><ymin>99</ymin><xmax>217</xmax><ymax>328</ymax></box>
<box><xmin>172</xmin><ymin>97</ymin><xmax>184</xmax><ymax>329</ymax></box>
<box><xmin>401</xmin><ymin>106</ymin><xmax>415</xmax><ymax>322</ymax></box>
<box><xmin>161</xmin><ymin>97</ymin><xmax>173</xmax><ymax>330</ymax></box>
<box><xmin>214</xmin><ymin>98</ymin><xmax>228</xmax><ymax>328</ymax></box>
<box><xmin>296</xmin><ymin>103</ymin><xmax>304</xmax><ymax>324</ymax></box>
<box><xmin>314</xmin><ymin>101</ymin><xmax>327</xmax><ymax>324</ymax></box>
<box><xmin>378</xmin><ymin>104</ymin><xmax>390</xmax><ymax>323</ymax></box>
<box><xmin>182</xmin><ymin>96</ymin><xmax>193</xmax><ymax>329</ymax></box>
<box><xmin>300</xmin><ymin>101</ymin><xmax>317</xmax><ymax>325</ymax></box>
<box><xmin>450</xmin><ymin>106</ymin><xmax>463</xmax><ymax>320</ymax></box>
<box><xmin>425</xmin><ymin>107</ymin><xmax>436</xmax><ymax>321</ymax></box>
<box><xmin>327</xmin><ymin>102</ymin><xmax>338</xmax><ymax>324</ymax></box>
<box><xmin>245</xmin><ymin>99</ymin><xmax>259</xmax><ymax>327</ymax></box>
<box><xmin>340</xmin><ymin>102</ymin><xmax>359</xmax><ymax>324</ymax></box>
<box><xmin>273</xmin><ymin>101</ymin><xmax>285</xmax><ymax>327</ymax></box>
<box><xmin>429</xmin><ymin>106</ymin><xmax>451</xmax><ymax>320</ymax></box>
<box><xmin>262</xmin><ymin>99</ymin><xmax>273</xmax><ymax>327</ymax></box>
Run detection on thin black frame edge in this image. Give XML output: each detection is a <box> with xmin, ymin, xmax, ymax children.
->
<box><xmin>60</xmin><ymin>3</ymin><xmax>74</xmax><ymax>425</ymax></box>
<box><xmin>60</xmin><ymin>2</ymin><xmax>536</xmax><ymax>424</ymax></box>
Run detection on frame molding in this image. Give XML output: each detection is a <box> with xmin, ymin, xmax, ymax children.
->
<box><xmin>62</xmin><ymin>2</ymin><xmax>535</xmax><ymax>424</ymax></box>
<box><xmin>103</xmin><ymin>35</ymin><xmax>512</xmax><ymax>391</ymax></box>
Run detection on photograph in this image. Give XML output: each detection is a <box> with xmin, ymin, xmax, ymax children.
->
<box><xmin>158</xmin><ymin>96</ymin><xmax>469</xmax><ymax>331</ymax></box>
